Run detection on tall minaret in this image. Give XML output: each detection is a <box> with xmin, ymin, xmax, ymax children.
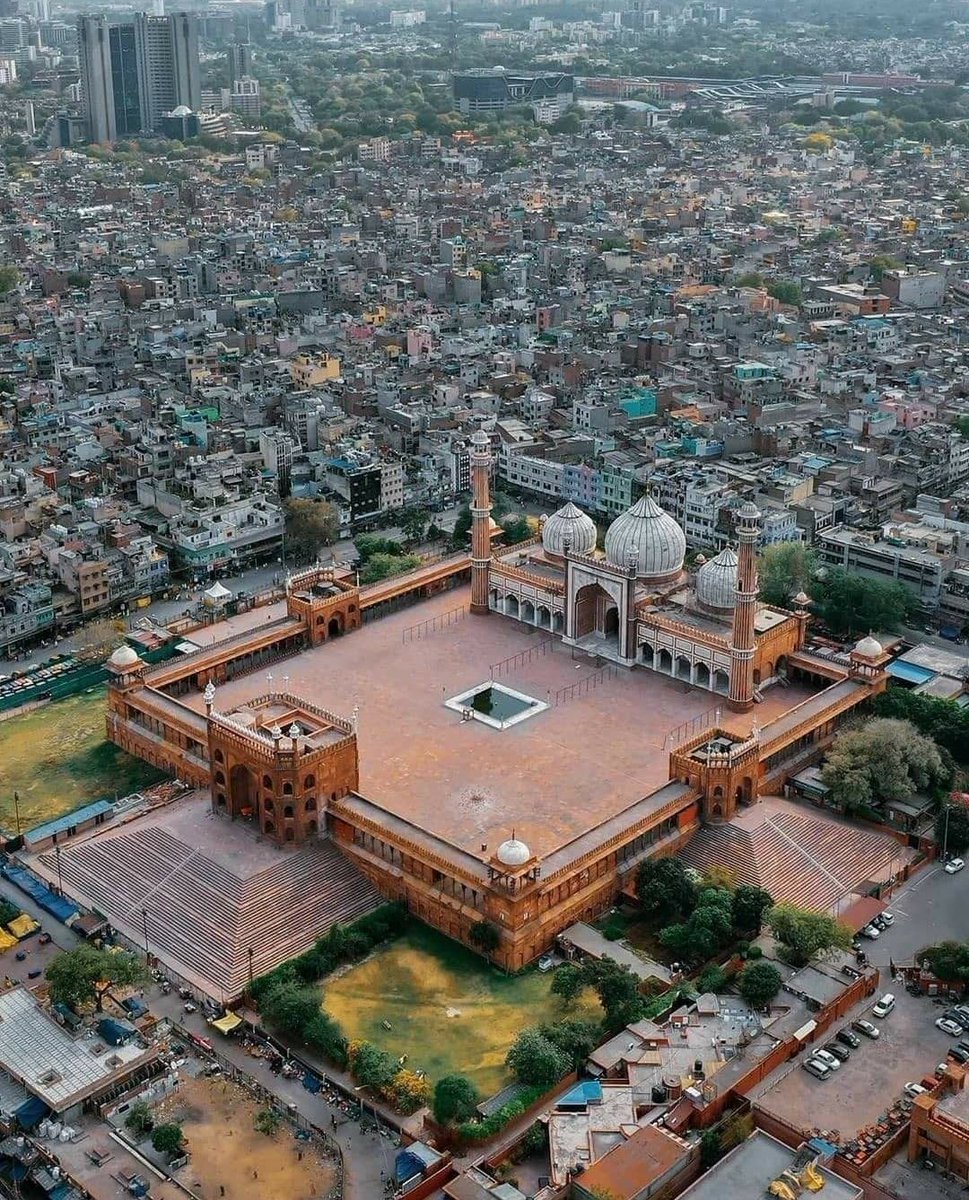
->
<box><xmin>728</xmin><ymin>501</ymin><xmax>761</xmax><ymax>711</ymax></box>
<box><xmin>469</xmin><ymin>427</ymin><xmax>493</xmax><ymax>615</ymax></box>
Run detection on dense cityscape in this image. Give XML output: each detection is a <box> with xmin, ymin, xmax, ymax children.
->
<box><xmin>0</xmin><ymin>0</ymin><xmax>967</xmax><ymax>1198</ymax></box>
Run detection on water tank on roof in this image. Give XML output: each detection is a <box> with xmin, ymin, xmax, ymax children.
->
<box><xmin>651</xmin><ymin>1084</ymin><xmax>668</xmax><ymax>1104</ymax></box>
<box><xmin>664</xmin><ymin>1074</ymin><xmax>683</xmax><ymax>1101</ymax></box>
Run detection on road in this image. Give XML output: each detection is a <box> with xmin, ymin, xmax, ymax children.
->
<box><xmin>0</xmin><ymin>874</ymin><xmax>393</xmax><ymax>1200</ymax></box>
<box><xmin>858</xmin><ymin>861</ymin><xmax>966</xmax><ymax>968</ymax></box>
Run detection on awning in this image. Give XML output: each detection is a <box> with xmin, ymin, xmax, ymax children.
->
<box><xmin>6</xmin><ymin>915</ymin><xmax>38</xmax><ymax>940</ymax></box>
<box><xmin>210</xmin><ymin>1012</ymin><xmax>242</xmax><ymax>1035</ymax></box>
<box><xmin>14</xmin><ymin>1097</ymin><xmax>49</xmax><ymax>1130</ymax></box>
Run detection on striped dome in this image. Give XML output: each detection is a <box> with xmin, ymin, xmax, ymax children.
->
<box><xmin>604</xmin><ymin>494</ymin><xmax>686</xmax><ymax>582</ymax></box>
<box><xmin>542</xmin><ymin>502</ymin><xmax>596</xmax><ymax>558</ymax></box>
<box><xmin>696</xmin><ymin>546</ymin><xmax>738</xmax><ymax>612</ymax></box>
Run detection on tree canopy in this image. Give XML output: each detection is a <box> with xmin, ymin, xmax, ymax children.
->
<box><xmin>433</xmin><ymin>1074</ymin><xmax>479</xmax><ymax>1125</ymax></box>
<box><xmin>636</xmin><ymin>857</ymin><xmax>697</xmax><ymax>925</ymax></box>
<box><xmin>731</xmin><ymin>885</ymin><xmax>774</xmax><ymax>935</ymax></box>
<box><xmin>506</xmin><ymin>1027</ymin><xmax>570</xmax><ymax>1088</ymax></box>
<box><xmin>758</xmin><ymin>542</ymin><xmax>817</xmax><ymax>608</ymax></box>
<box><xmin>151</xmin><ymin>1123</ymin><xmax>185</xmax><ymax>1156</ymax></box>
<box><xmin>821</xmin><ymin>718</ymin><xmax>951</xmax><ymax>813</ymax></box>
<box><xmin>46</xmin><ymin>946</ymin><xmax>148</xmax><ymax>1012</ymax></box>
<box><xmin>284</xmin><ymin>498</ymin><xmax>339</xmax><ymax>562</ymax></box>
<box><xmin>767</xmin><ymin>902</ymin><xmax>852</xmax><ymax>967</ymax></box>
<box><xmin>874</xmin><ymin>688</ymin><xmax>969</xmax><ymax>765</ymax></box>
<box><xmin>738</xmin><ymin>961</ymin><xmax>783</xmax><ymax>1008</ymax></box>
<box><xmin>811</xmin><ymin>568</ymin><xmax>917</xmax><ymax>636</ymax></box>
<box><xmin>938</xmin><ymin>806</ymin><xmax>969</xmax><ymax>857</ymax></box>
<box><xmin>659</xmin><ymin>887</ymin><xmax>734</xmax><ymax>964</ymax></box>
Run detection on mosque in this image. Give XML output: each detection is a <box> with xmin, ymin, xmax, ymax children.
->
<box><xmin>39</xmin><ymin>428</ymin><xmax>892</xmax><ymax>988</ymax></box>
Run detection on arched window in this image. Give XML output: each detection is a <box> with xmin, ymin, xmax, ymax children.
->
<box><xmin>307</xmin><ymin>820</ymin><xmax>318</xmax><ymax>836</ymax></box>
<box><xmin>303</xmin><ymin>774</ymin><xmax>316</xmax><ymax>789</ymax></box>
<box><xmin>264</xmin><ymin>799</ymin><xmax>274</xmax><ymax>815</ymax></box>
<box><xmin>262</xmin><ymin>775</ymin><xmax>274</xmax><ymax>791</ymax></box>
<box><xmin>284</xmin><ymin>805</ymin><xmax>294</xmax><ymax>819</ymax></box>
<box><xmin>305</xmin><ymin>798</ymin><xmax>317</xmax><ymax>813</ymax></box>
<box><xmin>285</xmin><ymin>828</ymin><xmax>295</xmax><ymax>842</ymax></box>
<box><xmin>282</xmin><ymin>782</ymin><xmax>294</xmax><ymax>795</ymax></box>
<box><xmin>216</xmin><ymin>793</ymin><xmax>226</xmax><ymax>808</ymax></box>
<box><xmin>264</xmin><ymin>820</ymin><xmax>275</xmax><ymax>834</ymax></box>
<box><xmin>213</xmin><ymin>749</ymin><xmax>225</xmax><ymax>764</ymax></box>
<box><xmin>214</xmin><ymin>770</ymin><xmax>225</xmax><ymax>786</ymax></box>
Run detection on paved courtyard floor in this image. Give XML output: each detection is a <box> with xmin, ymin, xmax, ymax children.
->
<box><xmin>185</xmin><ymin>586</ymin><xmax>814</xmax><ymax>860</ymax></box>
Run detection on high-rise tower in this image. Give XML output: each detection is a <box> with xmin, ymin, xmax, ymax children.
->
<box><xmin>469</xmin><ymin>428</ymin><xmax>493</xmax><ymax>615</ymax></box>
<box><xmin>728</xmin><ymin>500</ymin><xmax>761</xmax><ymax>711</ymax></box>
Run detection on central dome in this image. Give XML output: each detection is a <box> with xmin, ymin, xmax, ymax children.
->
<box><xmin>542</xmin><ymin>501</ymin><xmax>596</xmax><ymax>559</ymax></box>
<box><xmin>696</xmin><ymin>546</ymin><xmax>738</xmax><ymax>612</ymax></box>
<box><xmin>604</xmin><ymin>494</ymin><xmax>686</xmax><ymax>583</ymax></box>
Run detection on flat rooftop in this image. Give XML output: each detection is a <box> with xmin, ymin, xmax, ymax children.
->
<box><xmin>0</xmin><ymin>988</ymin><xmax>153</xmax><ymax>1112</ymax></box>
<box><xmin>679</xmin><ymin>1132</ymin><xmax>862</xmax><ymax>1200</ymax></box>
<box><xmin>184</xmin><ymin>586</ymin><xmax>815</xmax><ymax>864</ymax></box>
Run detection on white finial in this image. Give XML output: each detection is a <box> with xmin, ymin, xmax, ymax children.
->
<box><xmin>351</xmin><ymin>704</ymin><xmax>360</xmax><ymax>732</ymax></box>
<box><xmin>266</xmin><ymin>672</ymin><xmax>273</xmax><ymax>694</ymax></box>
<box><xmin>203</xmin><ymin>681</ymin><xmax>216</xmax><ymax>709</ymax></box>
<box><xmin>270</xmin><ymin>723</ymin><xmax>283</xmax><ymax>740</ymax></box>
<box><xmin>288</xmin><ymin>722</ymin><xmax>300</xmax><ymax>739</ymax></box>
<box><xmin>751</xmin><ymin>721</ymin><xmax>761</xmax><ymax>741</ymax></box>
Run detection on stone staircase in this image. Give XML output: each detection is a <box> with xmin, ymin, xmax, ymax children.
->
<box><xmin>681</xmin><ymin>805</ymin><xmax>903</xmax><ymax>913</ymax></box>
<box><xmin>40</xmin><ymin>827</ymin><xmax>382</xmax><ymax>995</ymax></box>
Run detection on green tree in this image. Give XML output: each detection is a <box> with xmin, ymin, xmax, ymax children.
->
<box><xmin>538</xmin><ymin>1019</ymin><xmax>602</xmax><ymax>1070</ymax></box>
<box><xmin>550</xmin><ymin>963</ymin><xmax>586</xmax><ymax>1004</ymax></box>
<box><xmin>636</xmin><ymin>857</ymin><xmax>697</xmax><ymax>925</ymax></box>
<box><xmin>433</xmin><ymin>1074</ymin><xmax>479</xmax><ymax>1125</ymax></box>
<box><xmin>738</xmin><ymin>961</ymin><xmax>782</xmax><ymax>1008</ymax></box>
<box><xmin>731</xmin><ymin>885</ymin><xmax>774</xmax><ymax>935</ymax></box>
<box><xmin>869</xmin><ymin>254</ymin><xmax>901</xmax><ymax>282</ymax></box>
<box><xmin>151</xmin><ymin>1123</ymin><xmax>185</xmax><ymax>1156</ymax></box>
<box><xmin>351</xmin><ymin>1041</ymin><xmax>398</xmax><ymax>1090</ymax></box>
<box><xmin>449</xmin><ymin>503</ymin><xmax>472</xmax><ymax>548</ymax></box>
<box><xmin>354</xmin><ymin>533</ymin><xmax>406</xmax><ymax>562</ymax></box>
<box><xmin>501</xmin><ymin>514</ymin><xmax>532</xmax><ymax>544</ymax></box>
<box><xmin>767</xmin><ymin>280</ymin><xmax>802</xmax><ymax>306</ymax></box>
<box><xmin>254</xmin><ymin>1107</ymin><xmax>282</xmax><ymax>1135</ymax></box>
<box><xmin>938</xmin><ymin>806</ymin><xmax>969</xmax><ymax>856</ymax></box>
<box><xmin>468</xmin><ymin>920</ymin><xmax>501</xmax><ymax>953</ymax></box>
<box><xmin>660</xmin><ymin>887</ymin><xmax>734</xmax><ymax>964</ymax></box>
<box><xmin>75</xmin><ymin>617</ymin><xmax>127</xmax><ymax>664</ymax></box>
<box><xmin>812</xmin><ymin>568</ymin><xmax>916</xmax><ymax>636</ymax></box>
<box><xmin>957</xmin><ymin>416</ymin><xmax>969</xmax><ymax>439</ymax></box>
<box><xmin>581</xmin><ymin>958</ymin><xmax>646</xmax><ymax>1031</ymax></box>
<box><xmin>821</xmin><ymin>718</ymin><xmax>951</xmax><ymax>813</ymax></box>
<box><xmin>758</xmin><ymin>542</ymin><xmax>817</xmax><ymax>607</ymax></box>
<box><xmin>259</xmin><ymin>976</ymin><xmax>322</xmax><ymax>1036</ymax></box>
<box><xmin>0</xmin><ymin>266</ymin><xmax>18</xmax><ymax>294</ymax></box>
<box><xmin>696</xmin><ymin>965</ymin><xmax>728</xmax><ymax>993</ymax></box>
<box><xmin>284</xmin><ymin>498</ymin><xmax>339</xmax><ymax>562</ymax></box>
<box><xmin>735</xmin><ymin>272</ymin><xmax>764</xmax><ymax>288</ymax></box>
<box><xmin>506</xmin><ymin>1028</ymin><xmax>570</xmax><ymax>1087</ymax></box>
<box><xmin>46</xmin><ymin>946</ymin><xmax>148</xmax><ymax>1012</ymax></box>
<box><xmin>767</xmin><ymin>903</ymin><xmax>852</xmax><ymax>967</ymax></box>
<box><xmin>398</xmin><ymin>506</ymin><xmax>430</xmax><ymax>544</ymax></box>
<box><xmin>304</xmin><ymin>1012</ymin><xmax>348</xmax><ymax>1067</ymax></box>
<box><xmin>359</xmin><ymin>552</ymin><xmax>421</xmax><ymax>585</ymax></box>
<box><xmin>921</xmin><ymin>941</ymin><xmax>969</xmax><ymax>983</ymax></box>
<box><xmin>124</xmin><ymin>1100</ymin><xmax>153</xmax><ymax>1138</ymax></box>
<box><xmin>874</xmin><ymin>689</ymin><xmax>969</xmax><ymax>764</ymax></box>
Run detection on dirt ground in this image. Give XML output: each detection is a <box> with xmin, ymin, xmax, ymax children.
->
<box><xmin>157</xmin><ymin>1074</ymin><xmax>338</xmax><ymax>1200</ymax></box>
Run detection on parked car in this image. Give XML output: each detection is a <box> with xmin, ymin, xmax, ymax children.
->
<box><xmin>537</xmin><ymin>955</ymin><xmax>555</xmax><ymax>972</ymax></box>
<box><xmin>837</xmin><ymin>1028</ymin><xmax>862</xmax><ymax>1049</ymax></box>
<box><xmin>952</xmin><ymin>1005</ymin><xmax>969</xmax><ymax>1026</ymax></box>
<box><xmin>936</xmin><ymin>1063</ymin><xmax>949</xmax><ymax>1079</ymax></box>
<box><xmin>803</xmin><ymin>1059</ymin><xmax>831</xmax><ymax>1080</ymax></box>
<box><xmin>824</xmin><ymin>1041</ymin><xmax>851</xmax><ymax>1062</ymax></box>
<box><xmin>947</xmin><ymin>1047</ymin><xmax>969</xmax><ymax>1064</ymax></box>
<box><xmin>853</xmin><ymin>1019</ymin><xmax>881</xmax><ymax>1039</ymax></box>
<box><xmin>957</xmin><ymin>1041</ymin><xmax>969</xmax><ymax>1057</ymax></box>
<box><xmin>904</xmin><ymin>1082</ymin><xmax>928</xmax><ymax>1098</ymax></box>
<box><xmin>812</xmin><ymin>1049</ymin><xmax>842</xmax><ymax>1071</ymax></box>
<box><xmin>945</xmin><ymin>858</ymin><xmax>965</xmax><ymax>875</ymax></box>
<box><xmin>937</xmin><ymin>1017</ymin><xmax>964</xmax><ymax>1037</ymax></box>
<box><xmin>873</xmin><ymin>993</ymin><xmax>896</xmax><ymax>1018</ymax></box>
<box><xmin>880</xmin><ymin>911</ymin><xmax>895</xmax><ymax>926</ymax></box>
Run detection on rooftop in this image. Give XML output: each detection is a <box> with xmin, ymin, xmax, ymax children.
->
<box><xmin>678</xmin><ymin>1132</ymin><xmax>862</xmax><ymax>1200</ymax></box>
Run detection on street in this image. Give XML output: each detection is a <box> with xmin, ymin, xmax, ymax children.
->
<box><xmin>862</xmin><ymin>862</ymin><xmax>967</xmax><ymax>968</ymax></box>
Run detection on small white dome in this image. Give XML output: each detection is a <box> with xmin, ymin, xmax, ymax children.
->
<box><xmin>496</xmin><ymin>838</ymin><xmax>531</xmax><ymax>867</ymax></box>
<box><xmin>696</xmin><ymin>546</ymin><xmax>738</xmax><ymax>611</ymax></box>
<box><xmin>108</xmin><ymin>644</ymin><xmax>139</xmax><ymax>669</ymax></box>
<box><xmin>542</xmin><ymin>501</ymin><xmax>596</xmax><ymax>558</ymax></box>
<box><xmin>605</xmin><ymin>494</ymin><xmax>686</xmax><ymax>581</ymax></box>
<box><xmin>853</xmin><ymin>635</ymin><xmax>884</xmax><ymax>659</ymax></box>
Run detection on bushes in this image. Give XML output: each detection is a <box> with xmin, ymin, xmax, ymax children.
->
<box><xmin>433</xmin><ymin>1074</ymin><xmax>479</xmax><ymax>1125</ymax></box>
<box><xmin>250</xmin><ymin>903</ymin><xmax>408</xmax><ymax>1001</ymax></box>
<box><xmin>456</xmin><ymin>1086</ymin><xmax>545</xmax><ymax>1143</ymax></box>
<box><xmin>347</xmin><ymin>1040</ymin><xmax>429</xmax><ymax>1114</ymax></box>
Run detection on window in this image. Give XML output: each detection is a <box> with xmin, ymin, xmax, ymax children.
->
<box><xmin>262</xmin><ymin>775</ymin><xmax>273</xmax><ymax>791</ymax></box>
<box><xmin>284</xmin><ymin>805</ymin><xmax>294</xmax><ymax>819</ymax></box>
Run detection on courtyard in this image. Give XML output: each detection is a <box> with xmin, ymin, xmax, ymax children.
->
<box><xmin>184</xmin><ymin>585</ymin><xmax>815</xmax><ymax>863</ymax></box>
<box><xmin>0</xmin><ymin>689</ymin><xmax>164</xmax><ymax>831</ymax></box>
<box><xmin>324</xmin><ymin>923</ymin><xmax>601</xmax><ymax>1096</ymax></box>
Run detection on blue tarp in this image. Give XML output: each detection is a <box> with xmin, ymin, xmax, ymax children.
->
<box><xmin>1</xmin><ymin>865</ymin><xmax>78</xmax><ymax>924</ymax></box>
<box><xmin>97</xmin><ymin>1017</ymin><xmax>135</xmax><ymax>1046</ymax></box>
<box><xmin>302</xmin><ymin>1072</ymin><xmax>321</xmax><ymax>1093</ymax></box>
<box><xmin>14</xmin><ymin>1096</ymin><xmax>49</xmax><ymax>1130</ymax></box>
<box><xmin>887</xmin><ymin>660</ymin><xmax>935</xmax><ymax>685</ymax></box>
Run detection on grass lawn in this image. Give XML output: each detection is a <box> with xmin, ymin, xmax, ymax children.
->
<box><xmin>324</xmin><ymin>924</ymin><xmax>601</xmax><ymax>1097</ymax></box>
<box><xmin>0</xmin><ymin>689</ymin><xmax>165</xmax><ymax>832</ymax></box>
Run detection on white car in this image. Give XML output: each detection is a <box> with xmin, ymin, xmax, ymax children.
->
<box><xmin>945</xmin><ymin>858</ymin><xmax>966</xmax><ymax>875</ymax></box>
<box><xmin>861</xmin><ymin>924</ymin><xmax>881</xmax><ymax>939</ymax></box>
<box><xmin>873</xmin><ymin>993</ymin><xmax>896</xmax><ymax>1018</ymax></box>
<box><xmin>904</xmin><ymin>1082</ymin><xmax>928</xmax><ymax>1098</ymax></box>
<box><xmin>880</xmin><ymin>911</ymin><xmax>895</xmax><ymax>926</ymax></box>
<box><xmin>937</xmin><ymin>1017</ymin><xmax>964</xmax><ymax>1037</ymax></box>
<box><xmin>812</xmin><ymin>1049</ymin><xmax>842</xmax><ymax>1071</ymax></box>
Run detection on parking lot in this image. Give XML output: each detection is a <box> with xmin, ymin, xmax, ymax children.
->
<box><xmin>755</xmin><ymin>862</ymin><xmax>969</xmax><ymax>1139</ymax></box>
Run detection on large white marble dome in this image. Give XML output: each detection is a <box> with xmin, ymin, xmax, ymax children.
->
<box><xmin>541</xmin><ymin>501</ymin><xmax>597</xmax><ymax>559</ymax></box>
<box><xmin>605</xmin><ymin>494</ymin><xmax>686</xmax><ymax>582</ymax></box>
<box><xmin>696</xmin><ymin>546</ymin><xmax>738</xmax><ymax>612</ymax></box>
